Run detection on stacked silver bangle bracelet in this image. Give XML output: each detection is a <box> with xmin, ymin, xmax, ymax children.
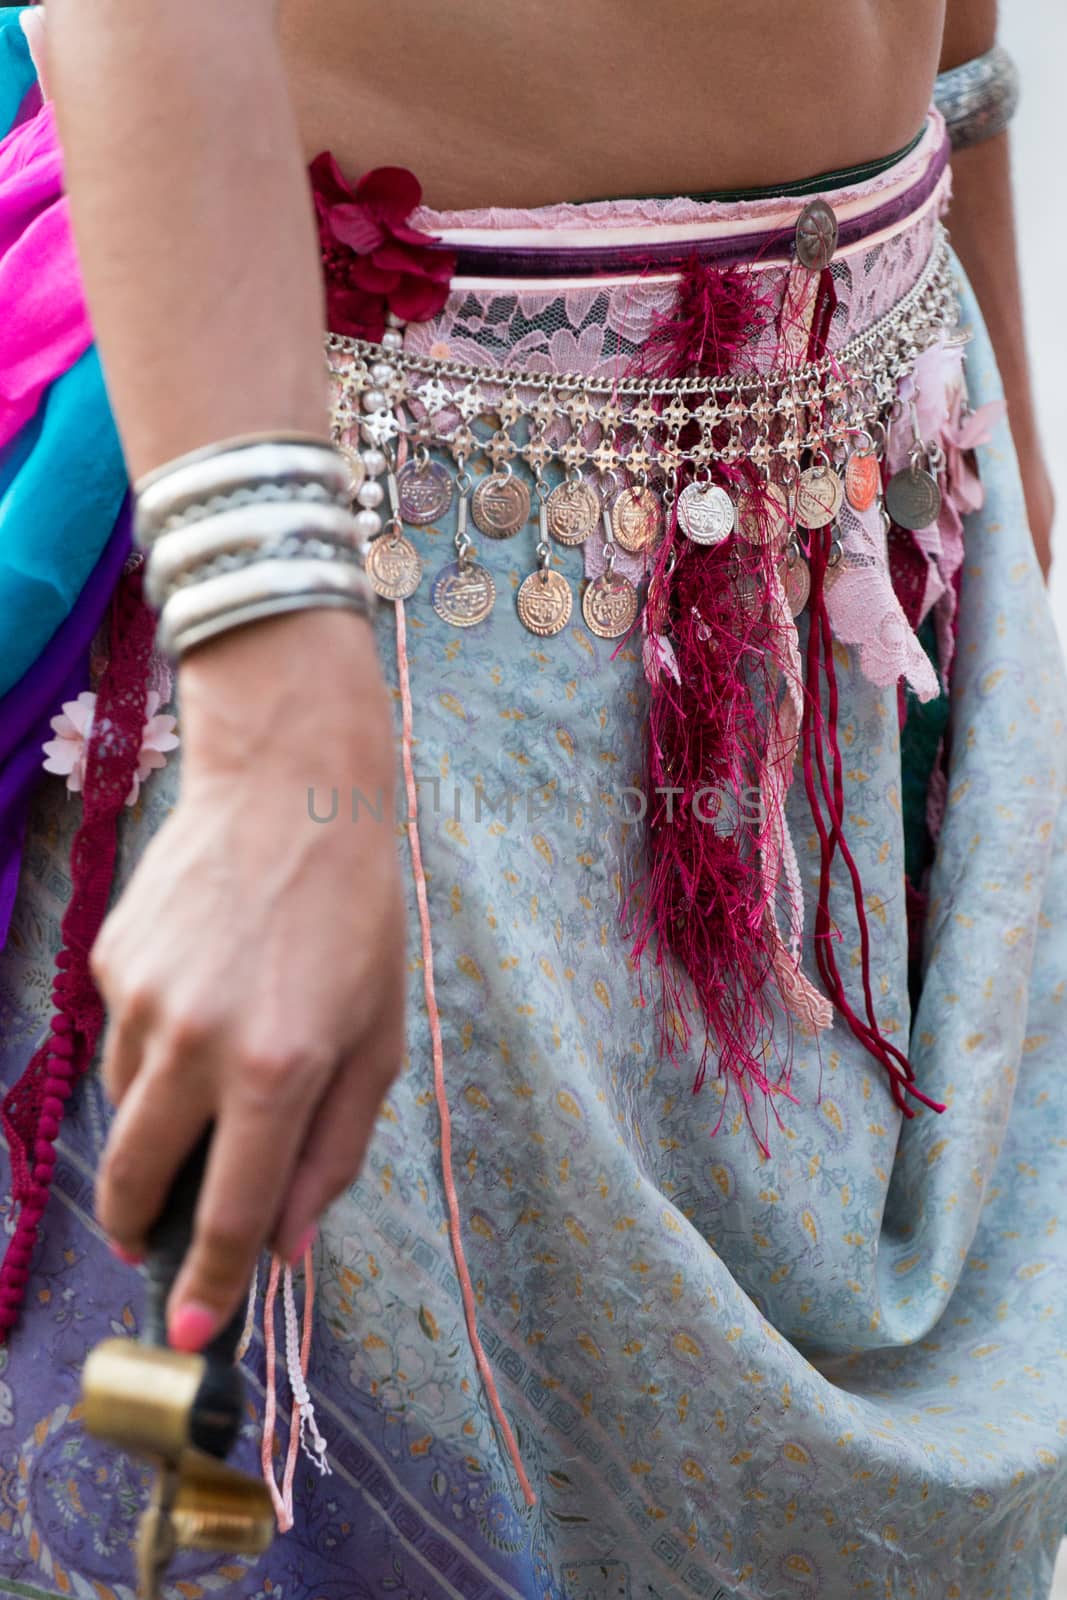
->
<box><xmin>134</xmin><ymin>435</ymin><xmax>377</xmax><ymax>658</ymax></box>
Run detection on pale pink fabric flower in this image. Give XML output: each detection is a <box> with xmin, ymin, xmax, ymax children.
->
<box><xmin>642</xmin><ymin>629</ymin><xmax>681</xmax><ymax>688</ymax></box>
<box><xmin>42</xmin><ymin>689</ymin><xmax>179</xmax><ymax>806</ymax></box>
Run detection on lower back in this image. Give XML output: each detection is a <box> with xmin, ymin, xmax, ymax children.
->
<box><xmin>281</xmin><ymin>0</ymin><xmax>946</xmax><ymax>208</ymax></box>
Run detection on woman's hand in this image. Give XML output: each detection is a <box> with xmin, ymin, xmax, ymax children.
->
<box><xmin>91</xmin><ymin>609</ymin><xmax>406</xmax><ymax>1351</ymax></box>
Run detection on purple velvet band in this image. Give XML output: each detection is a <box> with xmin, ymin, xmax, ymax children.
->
<box><xmin>441</xmin><ymin>132</ymin><xmax>952</xmax><ymax>282</ymax></box>
<box><xmin>0</xmin><ymin>500</ymin><xmax>133</xmax><ymax>949</ymax></box>
<box><xmin>14</xmin><ymin>81</ymin><xmax>42</xmax><ymax>131</ymax></box>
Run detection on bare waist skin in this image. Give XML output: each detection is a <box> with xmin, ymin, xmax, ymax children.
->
<box><xmin>281</xmin><ymin>0</ymin><xmax>947</xmax><ymax>208</ymax></box>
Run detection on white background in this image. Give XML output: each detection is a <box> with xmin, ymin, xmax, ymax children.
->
<box><xmin>999</xmin><ymin>11</ymin><xmax>1067</xmax><ymax>1596</ymax></box>
<box><xmin>1001</xmin><ymin>5</ymin><xmax>1067</xmax><ymax>640</ymax></box>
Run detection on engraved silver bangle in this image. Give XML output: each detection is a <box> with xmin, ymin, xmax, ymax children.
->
<box><xmin>136</xmin><ymin>439</ymin><xmax>353</xmax><ymax>544</ymax></box>
<box><xmin>157</xmin><ymin>558</ymin><xmax>376</xmax><ymax>659</ymax></box>
<box><xmin>144</xmin><ymin>500</ymin><xmax>365</xmax><ymax>605</ymax></box>
<box><xmin>157</xmin><ymin>537</ymin><xmax>365</xmax><ymax>600</ymax></box>
<box><xmin>934</xmin><ymin>44</ymin><xmax>1020</xmax><ymax>152</ymax></box>
<box><xmin>149</xmin><ymin>479</ymin><xmax>352</xmax><ymax>540</ymax></box>
<box><xmin>163</xmin><ymin>593</ymin><xmax>376</xmax><ymax>660</ymax></box>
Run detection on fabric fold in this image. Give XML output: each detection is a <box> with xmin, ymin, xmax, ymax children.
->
<box><xmin>0</xmin><ymin>8</ymin><xmax>132</xmax><ymax>946</ymax></box>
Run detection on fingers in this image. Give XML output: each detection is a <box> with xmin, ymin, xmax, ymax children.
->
<box><xmin>271</xmin><ymin>1026</ymin><xmax>404</xmax><ymax>1266</ymax></box>
<box><xmin>96</xmin><ymin>1047</ymin><xmax>212</xmax><ymax>1257</ymax></box>
<box><xmin>167</xmin><ymin>1055</ymin><xmax>321</xmax><ymax>1351</ymax></box>
<box><xmin>97</xmin><ymin>1006</ymin><xmax>152</xmax><ymax>1109</ymax></box>
<box><xmin>92</xmin><ymin>927</ymin><xmax>153</xmax><ymax>1108</ymax></box>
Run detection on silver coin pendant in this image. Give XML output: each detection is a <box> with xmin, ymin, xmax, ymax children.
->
<box><xmin>885</xmin><ymin>464</ymin><xmax>943</xmax><ymax>532</ymax></box>
<box><xmin>678</xmin><ymin>482</ymin><xmax>736</xmax><ymax>546</ymax></box>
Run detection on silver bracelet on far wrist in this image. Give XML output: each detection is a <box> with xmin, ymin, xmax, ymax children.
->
<box><xmin>934</xmin><ymin>44</ymin><xmax>1020</xmax><ymax>152</ymax></box>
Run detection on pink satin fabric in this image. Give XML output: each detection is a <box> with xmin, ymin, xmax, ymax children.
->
<box><xmin>0</xmin><ymin>97</ymin><xmax>91</xmax><ymax>451</ymax></box>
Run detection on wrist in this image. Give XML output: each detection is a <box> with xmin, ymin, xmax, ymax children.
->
<box><xmin>176</xmin><ymin>608</ymin><xmax>397</xmax><ymax>785</ymax></box>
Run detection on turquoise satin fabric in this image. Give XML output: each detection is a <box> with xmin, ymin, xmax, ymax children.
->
<box><xmin>0</xmin><ymin>7</ymin><xmax>127</xmax><ymax>701</ymax></box>
<box><xmin>0</xmin><ymin>5</ymin><xmax>31</xmax><ymax>129</ymax></box>
<box><xmin>0</xmin><ymin>349</ymin><xmax>127</xmax><ymax>698</ymax></box>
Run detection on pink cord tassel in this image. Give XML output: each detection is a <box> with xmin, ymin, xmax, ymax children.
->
<box><xmin>259</xmin><ymin>1247</ymin><xmax>328</xmax><ymax>1533</ymax></box>
<box><xmin>394</xmin><ymin>598</ymin><xmax>536</xmax><ymax>1510</ymax></box>
<box><xmin>260</xmin><ymin>1258</ymin><xmax>291</xmax><ymax>1531</ymax></box>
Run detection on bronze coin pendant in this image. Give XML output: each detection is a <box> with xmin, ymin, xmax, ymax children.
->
<box><xmin>611</xmin><ymin>486</ymin><xmax>664</xmax><ymax>554</ymax></box>
<box><xmin>365</xmin><ymin>533</ymin><xmax>422</xmax><ymax>601</ymax></box>
<box><xmin>516</xmin><ymin>568</ymin><xmax>573</xmax><ymax>637</ymax></box>
<box><xmin>734</xmin><ymin>570</ymin><xmax>764</xmax><ymax>617</ymax></box>
<box><xmin>397</xmin><ymin>458</ymin><xmax>453</xmax><ymax>526</ymax></box>
<box><xmin>738</xmin><ymin>483</ymin><xmax>792</xmax><ymax>546</ymax></box>
<box><xmin>795</xmin><ymin>199</ymin><xmax>839</xmax><ymax>272</ymax></box>
<box><xmin>795</xmin><ymin>465</ymin><xmax>844</xmax><ymax>530</ymax></box>
<box><xmin>582</xmin><ymin>573</ymin><xmax>639</xmax><ymax>639</ymax></box>
<box><xmin>645</xmin><ymin>572</ymin><xmax>672</xmax><ymax>636</ymax></box>
<box><xmin>677</xmin><ymin>482</ymin><xmax>736</xmax><ymax>546</ymax></box>
<box><xmin>844</xmin><ymin>450</ymin><xmax>881</xmax><ymax>514</ymax></box>
<box><xmin>546</xmin><ymin>479</ymin><xmax>600</xmax><ymax>546</ymax></box>
<box><xmin>432</xmin><ymin>562</ymin><xmax>496</xmax><ymax>627</ymax></box>
<box><xmin>885</xmin><ymin>464</ymin><xmax>943</xmax><ymax>532</ymax></box>
<box><xmin>778</xmin><ymin>556</ymin><xmax>811</xmax><ymax>619</ymax></box>
<box><xmin>471</xmin><ymin>473</ymin><xmax>531</xmax><ymax>539</ymax></box>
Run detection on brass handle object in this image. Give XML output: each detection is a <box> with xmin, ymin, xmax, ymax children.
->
<box><xmin>81</xmin><ymin>1134</ymin><xmax>274</xmax><ymax>1597</ymax></box>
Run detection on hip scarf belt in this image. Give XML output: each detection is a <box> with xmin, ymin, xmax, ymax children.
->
<box><xmin>325</xmin><ymin>111</ymin><xmax>984</xmax><ymax>1132</ymax></box>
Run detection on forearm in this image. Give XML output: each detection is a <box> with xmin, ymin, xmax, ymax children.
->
<box><xmin>47</xmin><ymin>0</ymin><xmax>328</xmax><ymax>481</ymax></box>
<box><xmin>947</xmin><ymin>133</ymin><xmax>1044</xmax><ymax>480</ymax></box>
<box><xmin>940</xmin><ymin>0</ymin><xmax>1054</xmax><ymax>572</ymax></box>
<box><xmin>48</xmin><ymin>7</ymin><xmax>407</xmax><ymax>1319</ymax></box>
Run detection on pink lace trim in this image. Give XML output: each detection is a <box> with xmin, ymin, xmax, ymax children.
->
<box><xmin>404</xmin><ymin>205</ymin><xmax>944</xmax><ymax>387</ymax></box>
<box><xmin>0</xmin><ymin>561</ymin><xmax>157</xmax><ymax>1342</ymax></box>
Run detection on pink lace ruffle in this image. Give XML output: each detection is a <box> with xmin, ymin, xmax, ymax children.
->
<box><xmin>0</xmin><ymin>565</ymin><xmax>158</xmax><ymax>1343</ymax></box>
<box><xmin>404</xmin><ymin>205</ymin><xmax>945</xmax><ymax>389</ymax></box>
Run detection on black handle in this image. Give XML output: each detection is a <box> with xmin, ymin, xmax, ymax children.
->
<box><xmin>144</xmin><ymin>1130</ymin><xmax>247</xmax><ymax>1460</ymax></box>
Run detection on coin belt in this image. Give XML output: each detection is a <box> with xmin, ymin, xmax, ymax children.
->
<box><xmin>328</xmin><ymin>227</ymin><xmax>961</xmax><ymax>638</ymax></box>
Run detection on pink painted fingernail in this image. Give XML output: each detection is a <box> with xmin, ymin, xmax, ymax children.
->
<box><xmin>169</xmin><ymin>1302</ymin><xmax>220</xmax><ymax>1353</ymax></box>
<box><xmin>288</xmin><ymin>1225</ymin><xmax>317</xmax><ymax>1266</ymax></box>
<box><xmin>109</xmin><ymin>1241</ymin><xmax>144</xmax><ymax>1266</ymax></box>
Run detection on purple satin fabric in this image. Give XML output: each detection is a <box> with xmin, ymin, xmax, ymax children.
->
<box><xmin>0</xmin><ymin>502</ymin><xmax>132</xmax><ymax>948</ymax></box>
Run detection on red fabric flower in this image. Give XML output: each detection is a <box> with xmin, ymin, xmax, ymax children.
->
<box><xmin>309</xmin><ymin>155</ymin><xmax>456</xmax><ymax>341</ymax></box>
